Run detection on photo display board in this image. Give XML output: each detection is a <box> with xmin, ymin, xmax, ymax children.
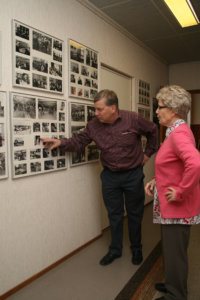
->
<box><xmin>69</xmin><ymin>101</ymin><xmax>99</xmax><ymax>166</ymax></box>
<box><xmin>138</xmin><ymin>79</ymin><xmax>150</xmax><ymax>121</ymax></box>
<box><xmin>138</xmin><ymin>79</ymin><xmax>150</xmax><ymax>106</ymax></box>
<box><xmin>0</xmin><ymin>31</ymin><xmax>2</xmax><ymax>85</ymax></box>
<box><xmin>12</xmin><ymin>20</ymin><xmax>63</xmax><ymax>93</ymax></box>
<box><xmin>69</xmin><ymin>39</ymin><xmax>99</xmax><ymax>101</ymax></box>
<box><xmin>10</xmin><ymin>92</ymin><xmax>67</xmax><ymax>178</ymax></box>
<box><xmin>0</xmin><ymin>91</ymin><xmax>8</xmax><ymax>179</ymax></box>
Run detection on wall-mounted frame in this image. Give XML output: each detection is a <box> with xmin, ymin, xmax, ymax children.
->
<box><xmin>69</xmin><ymin>39</ymin><xmax>99</xmax><ymax>101</ymax></box>
<box><xmin>69</xmin><ymin>101</ymin><xmax>99</xmax><ymax>166</ymax></box>
<box><xmin>0</xmin><ymin>91</ymin><xmax>8</xmax><ymax>179</ymax></box>
<box><xmin>0</xmin><ymin>31</ymin><xmax>2</xmax><ymax>85</ymax></box>
<box><xmin>138</xmin><ymin>107</ymin><xmax>150</xmax><ymax>120</ymax></box>
<box><xmin>138</xmin><ymin>79</ymin><xmax>150</xmax><ymax>106</ymax></box>
<box><xmin>12</xmin><ymin>20</ymin><xmax>63</xmax><ymax>94</ymax></box>
<box><xmin>10</xmin><ymin>92</ymin><xmax>67</xmax><ymax>178</ymax></box>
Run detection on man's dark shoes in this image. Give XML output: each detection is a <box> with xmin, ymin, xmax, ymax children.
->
<box><xmin>132</xmin><ymin>249</ymin><xmax>143</xmax><ymax>265</ymax></box>
<box><xmin>155</xmin><ymin>297</ymin><xmax>166</xmax><ymax>300</ymax></box>
<box><xmin>99</xmin><ymin>252</ymin><xmax>121</xmax><ymax>266</ymax></box>
<box><xmin>155</xmin><ymin>282</ymin><xmax>168</xmax><ymax>293</ymax></box>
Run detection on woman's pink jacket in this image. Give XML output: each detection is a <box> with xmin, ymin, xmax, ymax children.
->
<box><xmin>155</xmin><ymin>123</ymin><xmax>200</xmax><ymax>218</ymax></box>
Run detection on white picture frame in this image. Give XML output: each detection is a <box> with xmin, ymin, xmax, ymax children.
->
<box><xmin>10</xmin><ymin>92</ymin><xmax>67</xmax><ymax>178</ymax></box>
<box><xmin>69</xmin><ymin>101</ymin><xmax>99</xmax><ymax>166</ymax></box>
<box><xmin>12</xmin><ymin>19</ymin><xmax>64</xmax><ymax>94</ymax></box>
<box><xmin>69</xmin><ymin>39</ymin><xmax>99</xmax><ymax>101</ymax></box>
<box><xmin>0</xmin><ymin>31</ymin><xmax>2</xmax><ymax>85</ymax></box>
<box><xmin>138</xmin><ymin>79</ymin><xmax>150</xmax><ymax>106</ymax></box>
<box><xmin>0</xmin><ymin>91</ymin><xmax>8</xmax><ymax>179</ymax></box>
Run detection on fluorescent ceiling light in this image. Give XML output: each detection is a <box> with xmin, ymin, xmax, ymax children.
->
<box><xmin>164</xmin><ymin>0</ymin><xmax>199</xmax><ymax>27</ymax></box>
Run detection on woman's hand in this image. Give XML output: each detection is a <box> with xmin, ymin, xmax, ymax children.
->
<box><xmin>145</xmin><ymin>178</ymin><xmax>155</xmax><ymax>197</ymax></box>
<box><xmin>40</xmin><ymin>138</ymin><xmax>61</xmax><ymax>150</ymax></box>
<box><xmin>165</xmin><ymin>187</ymin><xmax>177</xmax><ymax>202</ymax></box>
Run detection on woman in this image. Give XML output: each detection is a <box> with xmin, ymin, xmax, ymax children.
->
<box><xmin>145</xmin><ymin>85</ymin><xmax>200</xmax><ymax>300</ymax></box>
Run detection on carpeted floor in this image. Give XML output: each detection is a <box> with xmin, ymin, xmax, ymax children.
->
<box><xmin>115</xmin><ymin>241</ymin><xmax>163</xmax><ymax>300</ymax></box>
<box><xmin>115</xmin><ymin>224</ymin><xmax>200</xmax><ymax>300</ymax></box>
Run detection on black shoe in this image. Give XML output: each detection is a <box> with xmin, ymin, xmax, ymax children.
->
<box><xmin>132</xmin><ymin>249</ymin><xmax>143</xmax><ymax>265</ymax></box>
<box><xmin>155</xmin><ymin>297</ymin><xmax>166</xmax><ymax>300</ymax></box>
<box><xmin>155</xmin><ymin>282</ymin><xmax>168</xmax><ymax>293</ymax></box>
<box><xmin>99</xmin><ymin>252</ymin><xmax>121</xmax><ymax>266</ymax></box>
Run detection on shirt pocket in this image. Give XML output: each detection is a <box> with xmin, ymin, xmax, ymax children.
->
<box><xmin>118</xmin><ymin>131</ymin><xmax>137</xmax><ymax>147</ymax></box>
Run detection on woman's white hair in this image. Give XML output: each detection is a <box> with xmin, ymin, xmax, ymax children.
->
<box><xmin>156</xmin><ymin>85</ymin><xmax>191</xmax><ymax>119</ymax></box>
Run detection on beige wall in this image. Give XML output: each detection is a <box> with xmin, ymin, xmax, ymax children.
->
<box><xmin>192</xmin><ymin>94</ymin><xmax>200</xmax><ymax>124</ymax></box>
<box><xmin>0</xmin><ymin>0</ymin><xmax>168</xmax><ymax>295</ymax></box>
<box><xmin>169</xmin><ymin>61</ymin><xmax>200</xmax><ymax>90</ymax></box>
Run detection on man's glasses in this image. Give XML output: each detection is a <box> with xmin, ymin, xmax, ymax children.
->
<box><xmin>157</xmin><ymin>105</ymin><xmax>168</xmax><ymax>110</ymax></box>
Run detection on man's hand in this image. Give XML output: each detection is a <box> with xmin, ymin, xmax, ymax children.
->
<box><xmin>40</xmin><ymin>138</ymin><xmax>61</xmax><ymax>150</ymax></box>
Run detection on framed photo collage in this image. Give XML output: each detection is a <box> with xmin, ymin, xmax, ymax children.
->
<box><xmin>69</xmin><ymin>39</ymin><xmax>99</xmax><ymax>101</ymax></box>
<box><xmin>137</xmin><ymin>79</ymin><xmax>151</xmax><ymax>121</ymax></box>
<box><xmin>0</xmin><ymin>20</ymin><xmax>100</xmax><ymax>179</ymax></box>
<box><xmin>10</xmin><ymin>92</ymin><xmax>67</xmax><ymax>178</ymax></box>
<box><xmin>69</xmin><ymin>102</ymin><xmax>99</xmax><ymax>166</ymax></box>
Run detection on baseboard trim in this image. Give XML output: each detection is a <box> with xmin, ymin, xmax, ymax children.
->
<box><xmin>0</xmin><ymin>233</ymin><xmax>102</xmax><ymax>300</ymax></box>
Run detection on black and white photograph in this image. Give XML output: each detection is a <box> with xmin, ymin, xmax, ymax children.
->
<box><xmin>87</xmin><ymin>144</ymin><xmax>99</xmax><ymax>161</ymax></box>
<box><xmin>0</xmin><ymin>153</ymin><xmax>6</xmax><ymax>176</ymax></box>
<box><xmin>33</xmin><ymin>73</ymin><xmax>47</xmax><ymax>89</ymax></box>
<box><xmin>14</xmin><ymin>137</ymin><xmax>24</xmax><ymax>147</ymax></box>
<box><xmin>70</xmin><ymin>42</ymin><xmax>84</xmax><ymax>63</ymax></box>
<box><xmin>12</xmin><ymin>19</ymin><xmax>63</xmax><ymax>93</ymax></box>
<box><xmin>138</xmin><ymin>107</ymin><xmax>150</xmax><ymax>121</ymax></box>
<box><xmin>49</xmin><ymin>78</ymin><xmax>62</xmax><ymax>92</ymax></box>
<box><xmin>15</xmin><ymin>22</ymin><xmax>29</xmax><ymax>40</ymax></box>
<box><xmin>32</xmin><ymin>57</ymin><xmax>48</xmax><ymax>73</ymax></box>
<box><xmin>16</xmin><ymin>56</ymin><xmax>30</xmax><ymax>70</ymax></box>
<box><xmin>0</xmin><ymin>123</ymin><xmax>5</xmax><ymax>147</ymax></box>
<box><xmin>33</xmin><ymin>122</ymin><xmax>40</xmax><ymax>132</ymax></box>
<box><xmin>13</xmin><ymin>95</ymin><xmax>36</xmax><ymax>119</ymax></box>
<box><xmin>51</xmin><ymin>122</ymin><xmax>57</xmax><ymax>132</ymax></box>
<box><xmin>30</xmin><ymin>149</ymin><xmax>41</xmax><ymax>160</ymax></box>
<box><xmin>38</xmin><ymin>99</ymin><xmax>57</xmax><ymax>120</ymax></box>
<box><xmin>69</xmin><ymin>101</ymin><xmax>99</xmax><ymax>167</ymax></box>
<box><xmin>71</xmin><ymin>103</ymin><xmax>85</xmax><ymax>122</ymax></box>
<box><xmin>10</xmin><ymin>92</ymin><xmax>67</xmax><ymax>178</ymax></box>
<box><xmin>57</xmin><ymin>158</ymin><xmax>65</xmax><ymax>168</ymax></box>
<box><xmin>44</xmin><ymin>160</ymin><xmax>54</xmax><ymax>170</ymax></box>
<box><xmin>31</xmin><ymin>162</ymin><xmax>41</xmax><ymax>173</ymax></box>
<box><xmin>16</xmin><ymin>72</ymin><xmax>30</xmax><ymax>86</ymax></box>
<box><xmin>13</xmin><ymin>124</ymin><xmax>31</xmax><ymax>135</ymax></box>
<box><xmin>72</xmin><ymin>150</ymin><xmax>85</xmax><ymax>164</ymax></box>
<box><xmin>59</xmin><ymin>112</ymin><xmax>65</xmax><ymax>121</ymax></box>
<box><xmin>15</xmin><ymin>163</ymin><xmax>27</xmax><ymax>176</ymax></box>
<box><xmin>0</xmin><ymin>99</ymin><xmax>4</xmax><ymax>117</ymax></box>
<box><xmin>69</xmin><ymin>39</ymin><xmax>99</xmax><ymax>100</ymax></box>
<box><xmin>53</xmin><ymin>39</ymin><xmax>62</xmax><ymax>51</ymax></box>
<box><xmin>33</xmin><ymin>31</ymin><xmax>52</xmax><ymax>55</ymax></box>
<box><xmin>14</xmin><ymin>150</ymin><xmax>27</xmax><ymax>161</ymax></box>
<box><xmin>53</xmin><ymin>51</ymin><xmax>62</xmax><ymax>62</ymax></box>
<box><xmin>87</xmin><ymin>105</ymin><xmax>95</xmax><ymax>122</ymax></box>
<box><xmin>16</xmin><ymin>40</ymin><xmax>30</xmax><ymax>56</ymax></box>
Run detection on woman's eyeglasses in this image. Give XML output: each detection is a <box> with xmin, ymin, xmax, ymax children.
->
<box><xmin>157</xmin><ymin>105</ymin><xmax>168</xmax><ymax>110</ymax></box>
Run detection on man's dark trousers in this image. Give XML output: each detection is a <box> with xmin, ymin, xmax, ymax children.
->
<box><xmin>101</xmin><ymin>166</ymin><xmax>145</xmax><ymax>255</ymax></box>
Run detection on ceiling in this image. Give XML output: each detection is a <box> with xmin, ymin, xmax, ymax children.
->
<box><xmin>82</xmin><ymin>0</ymin><xmax>200</xmax><ymax>65</ymax></box>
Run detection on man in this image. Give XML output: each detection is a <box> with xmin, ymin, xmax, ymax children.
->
<box><xmin>41</xmin><ymin>89</ymin><xmax>158</xmax><ymax>266</ymax></box>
